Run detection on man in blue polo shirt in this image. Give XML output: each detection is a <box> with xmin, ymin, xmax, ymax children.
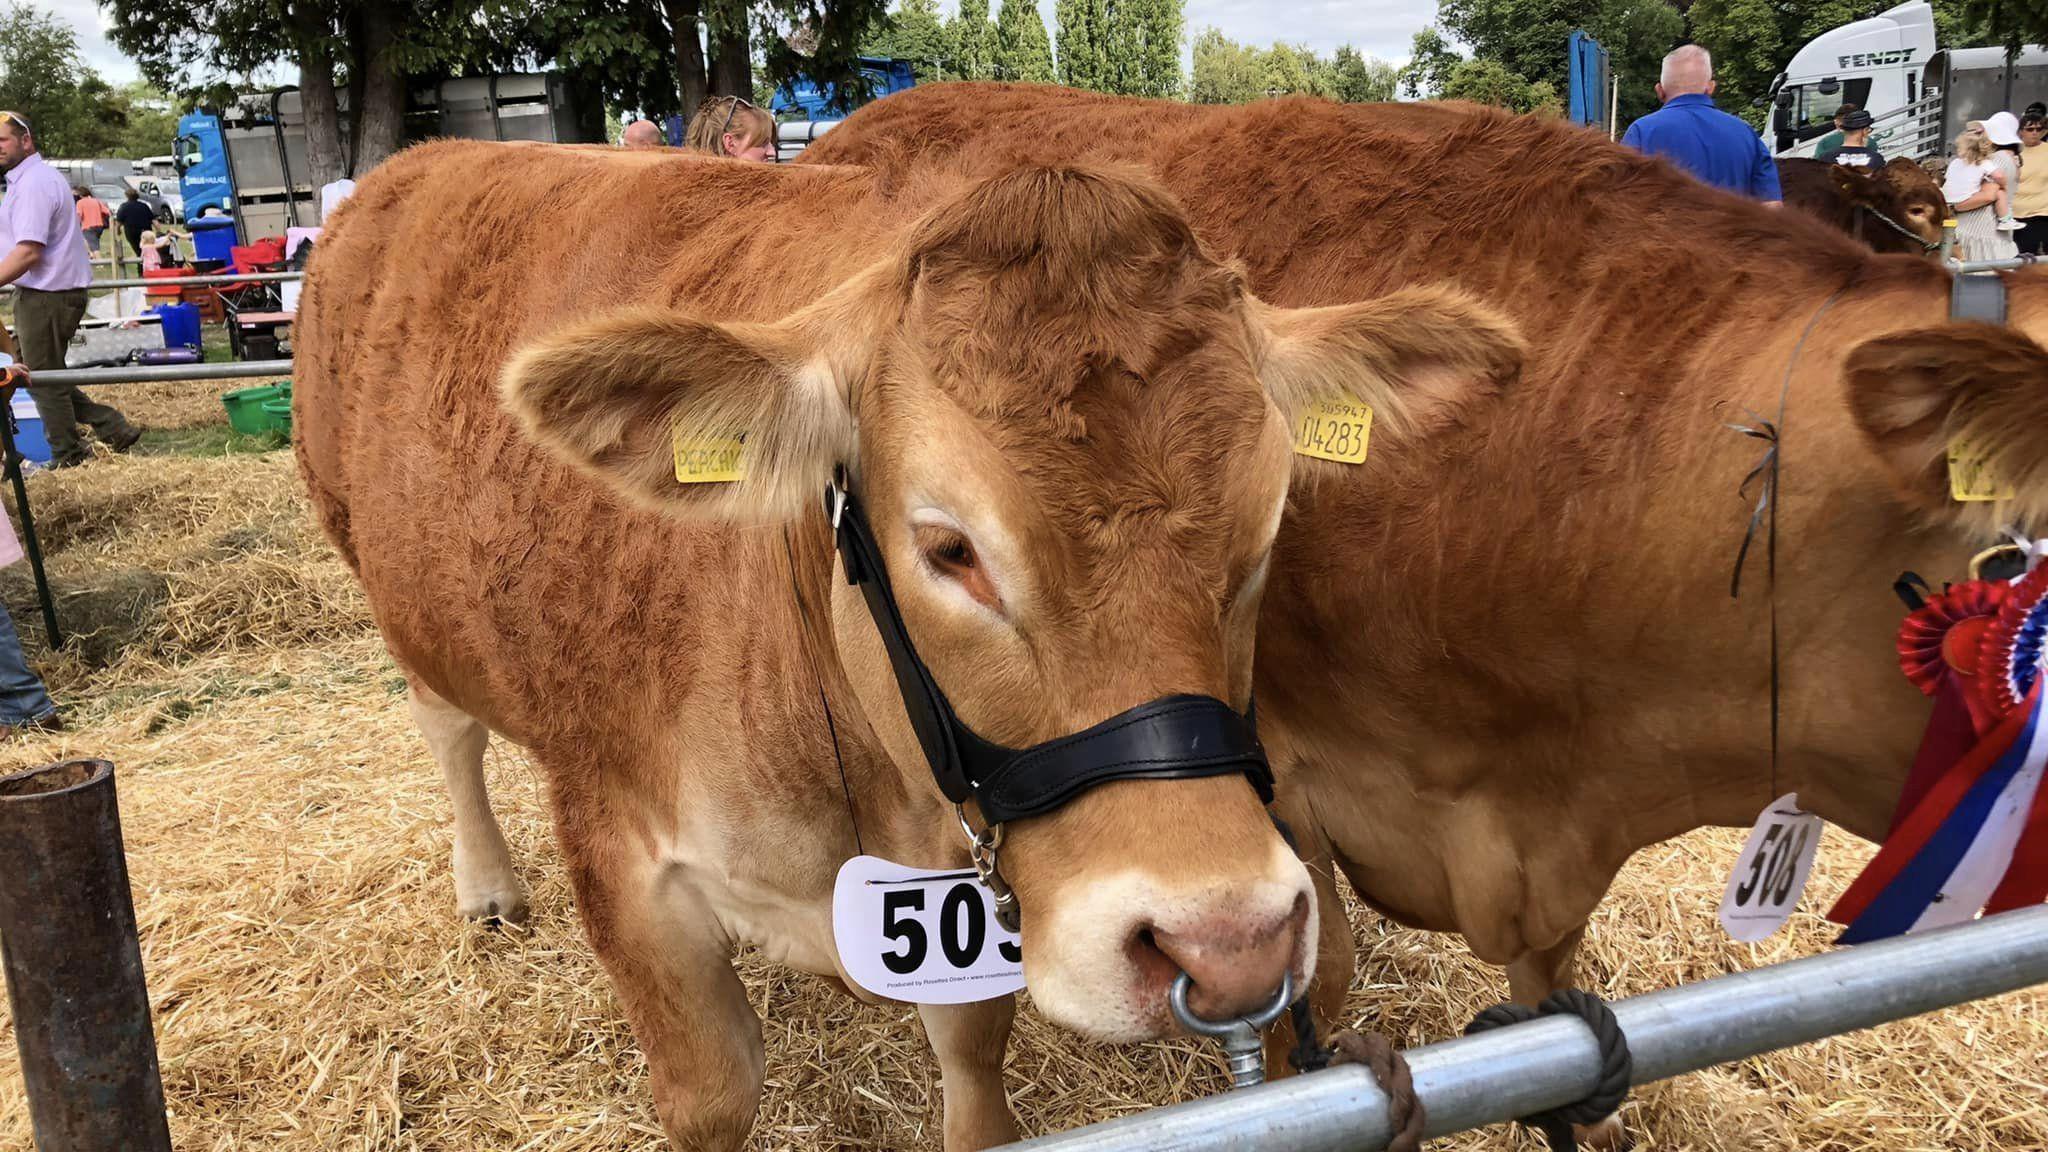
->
<box><xmin>1622</xmin><ymin>45</ymin><xmax>1782</xmax><ymax>206</ymax></box>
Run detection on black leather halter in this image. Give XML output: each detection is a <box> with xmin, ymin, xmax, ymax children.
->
<box><xmin>825</xmin><ymin>476</ymin><xmax>1275</xmax><ymax>826</ymax></box>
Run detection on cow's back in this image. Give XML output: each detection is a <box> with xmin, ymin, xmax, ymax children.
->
<box><xmin>294</xmin><ymin>141</ymin><xmax>876</xmax><ymax>750</ymax></box>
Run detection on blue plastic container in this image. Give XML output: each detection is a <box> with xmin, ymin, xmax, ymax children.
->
<box><xmin>151</xmin><ymin>302</ymin><xmax>202</xmax><ymax>350</ymax></box>
<box><xmin>191</xmin><ymin>217</ymin><xmax>238</xmax><ymax>268</ymax></box>
<box><xmin>9</xmin><ymin>394</ymin><xmax>49</xmax><ymax>464</ymax></box>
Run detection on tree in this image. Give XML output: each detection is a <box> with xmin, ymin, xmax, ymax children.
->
<box><xmin>1585</xmin><ymin>0</ymin><xmax>1685</xmax><ymax>127</ymax></box>
<box><xmin>1189</xmin><ymin>27</ymin><xmax>1261</xmax><ymax>104</ymax></box>
<box><xmin>1259</xmin><ymin>42</ymin><xmax>1320</xmax><ymax>97</ymax></box>
<box><xmin>0</xmin><ymin>5</ymin><xmax>142</xmax><ymax>158</ymax></box>
<box><xmin>994</xmin><ymin>0</ymin><xmax>1055</xmax><ymax>82</ymax></box>
<box><xmin>1440</xmin><ymin>56</ymin><xmax>1562</xmax><ymax>114</ymax></box>
<box><xmin>1328</xmin><ymin>45</ymin><xmax>1398</xmax><ymax>103</ymax></box>
<box><xmin>864</xmin><ymin>0</ymin><xmax>952</xmax><ymax>79</ymax></box>
<box><xmin>1056</xmin><ymin>0</ymin><xmax>1110</xmax><ymax>90</ymax></box>
<box><xmin>949</xmin><ymin>0</ymin><xmax>996</xmax><ymax>79</ymax></box>
<box><xmin>1401</xmin><ymin>26</ymin><xmax>1463</xmax><ymax>98</ymax></box>
<box><xmin>1102</xmin><ymin>0</ymin><xmax>1183</xmax><ymax>97</ymax></box>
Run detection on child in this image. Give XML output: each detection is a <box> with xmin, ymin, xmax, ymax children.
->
<box><xmin>1943</xmin><ymin>127</ymin><xmax>2025</xmax><ymax>231</ymax></box>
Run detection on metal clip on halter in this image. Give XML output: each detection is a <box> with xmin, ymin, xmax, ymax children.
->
<box><xmin>1169</xmin><ymin>971</ymin><xmax>1294</xmax><ymax>1089</ymax></box>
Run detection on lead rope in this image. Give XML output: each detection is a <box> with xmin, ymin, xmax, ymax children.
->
<box><xmin>1727</xmin><ymin>286</ymin><xmax>1847</xmax><ymax>807</ymax></box>
<box><xmin>1285</xmin><ymin>1000</ymin><xmax>1427</xmax><ymax>1152</ymax></box>
<box><xmin>1463</xmin><ymin>990</ymin><xmax>1633</xmax><ymax>1151</ymax></box>
<box><xmin>783</xmin><ymin>525</ymin><xmax>863</xmax><ymax>857</ymax></box>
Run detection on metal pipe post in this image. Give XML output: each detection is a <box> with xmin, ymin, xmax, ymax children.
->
<box><xmin>0</xmin><ymin>760</ymin><xmax>172</xmax><ymax>1152</ymax></box>
<box><xmin>23</xmin><ymin>271</ymin><xmax>302</xmax><ymax>291</ymax></box>
<box><xmin>994</xmin><ymin>904</ymin><xmax>2048</xmax><ymax>1151</ymax></box>
<box><xmin>24</xmin><ymin>360</ymin><xmax>293</xmax><ymax>388</ymax></box>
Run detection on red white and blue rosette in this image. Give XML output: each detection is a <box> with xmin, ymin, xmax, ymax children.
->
<box><xmin>1831</xmin><ymin>565</ymin><xmax>2048</xmax><ymax>943</ymax></box>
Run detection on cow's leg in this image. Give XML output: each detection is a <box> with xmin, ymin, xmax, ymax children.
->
<box><xmin>407</xmin><ymin>681</ymin><xmax>527</xmax><ymax>923</ymax></box>
<box><xmin>1504</xmin><ymin>923</ymin><xmax>1628</xmax><ymax>1152</ymax></box>
<box><xmin>560</xmin><ymin>816</ymin><xmax>766</xmax><ymax>1150</ymax></box>
<box><xmin>918</xmin><ymin>997</ymin><xmax>1021</xmax><ymax>1150</ymax></box>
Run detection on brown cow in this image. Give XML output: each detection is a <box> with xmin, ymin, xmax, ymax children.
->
<box><xmin>1779</xmin><ymin>156</ymin><xmax>1946</xmax><ymax>253</ymax></box>
<box><xmin>805</xmin><ymin>85</ymin><xmax>2048</xmax><ymax>1130</ymax></box>
<box><xmin>292</xmin><ymin>140</ymin><xmax>1525</xmax><ymax>1149</ymax></box>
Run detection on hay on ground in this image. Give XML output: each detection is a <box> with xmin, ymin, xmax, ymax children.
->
<box><xmin>0</xmin><ymin>435</ymin><xmax>2039</xmax><ymax>1151</ymax></box>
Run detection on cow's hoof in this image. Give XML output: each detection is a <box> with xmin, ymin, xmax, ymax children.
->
<box><xmin>457</xmin><ymin>886</ymin><xmax>530</xmax><ymax>926</ymax></box>
<box><xmin>1574</xmin><ymin>1115</ymin><xmax>1631</xmax><ymax>1152</ymax></box>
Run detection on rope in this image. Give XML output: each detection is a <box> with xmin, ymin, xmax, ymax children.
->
<box><xmin>1462</xmin><ymin>989</ymin><xmax>1633</xmax><ymax>1152</ymax></box>
<box><xmin>1285</xmin><ymin>1000</ymin><xmax>1427</xmax><ymax>1152</ymax></box>
<box><xmin>1854</xmin><ymin>202</ymin><xmax>1942</xmax><ymax>252</ymax></box>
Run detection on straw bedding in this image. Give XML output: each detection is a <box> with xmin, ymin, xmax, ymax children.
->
<box><xmin>0</xmin><ymin>383</ymin><xmax>2039</xmax><ymax>1151</ymax></box>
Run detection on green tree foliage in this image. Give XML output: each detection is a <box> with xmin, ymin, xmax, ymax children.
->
<box><xmin>1105</xmin><ymin>0</ymin><xmax>1184</xmax><ymax>98</ymax></box>
<box><xmin>949</xmin><ymin>0</ymin><xmax>996</xmax><ymax>79</ymax></box>
<box><xmin>0</xmin><ymin>5</ymin><xmax>154</xmax><ymax>158</ymax></box>
<box><xmin>1188</xmin><ymin>28</ymin><xmax>1398</xmax><ymax>104</ymax></box>
<box><xmin>1587</xmin><ymin>1</ymin><xmax>1686</xmax><ymax>125</ymax></box>
<box><xmin>1328</xmin><ymin>45</ymin><xmax>1399</xmax><ymax>102</ymax></box>
<box><xmin>1189</xmin><ymin>27</ymin><xmax>1261</xmax><ymax>103</ymax></box>
<box><xmin>994</xmin><ymin>0</ymin><xmax>1056</xmax><ymax>82</ymax></box>
<box><xmin>863</xmin><ymin>0</ymin><xmax>953</xmax><ymax>79</ymax></box>
<box><xmin>1441</xmin><ymin>57</ymin><xmax>1561</xmax><ymax>114</ymax></box>
<box><xmin>1055</xmin><ymin>0</ymin><xmax>1111</xmax><ymax>90</ymax></box>
<box><xmin>1401</xmin><ymin>26</ymin><xmax>1463</xmax><ymax>97</ymax></box>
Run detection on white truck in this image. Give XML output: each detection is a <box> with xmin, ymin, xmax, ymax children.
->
<box><xmin>1766</xmin><ymin>1</ymin><xmax>2048</xmax><ymax>161</ymax></box>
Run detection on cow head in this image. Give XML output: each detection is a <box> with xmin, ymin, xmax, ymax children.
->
<box><xmin>1861</xmin><ymin>160</ymin><xmax>1945</xmax><ymax>252</ymax></box>
<box><xmin>501</xmin><ymin>165</ymin><xmax>1523</xmax><ymax>1040</ymax></box>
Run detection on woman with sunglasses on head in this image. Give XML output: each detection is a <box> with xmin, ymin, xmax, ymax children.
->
<box><xmin>683</xmin><ymin>96</ymin><xmax>777</xmax><ymax>162</ymax></box>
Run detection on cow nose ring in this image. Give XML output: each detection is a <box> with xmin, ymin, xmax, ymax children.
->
<box><xmin>1169</xmin><ymin>971</ymin><xmax>1294</xmax><ymax>1089</ymax></box>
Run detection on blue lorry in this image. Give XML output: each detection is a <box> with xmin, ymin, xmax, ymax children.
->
<box><xmin>173</xmin><ymin>110</ymin><xmax>231</xmax><ymax>224</ymax></box>
<box><xmin>772</xmin><ymin>57</ymin><xmax>917</xmax><ymax>118</ymax></box>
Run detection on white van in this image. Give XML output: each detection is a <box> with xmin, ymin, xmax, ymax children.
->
<box><xmin>1766</xmin><ymin>1</ymin><xmax>2048</xmax><ymax>160</ymax></box>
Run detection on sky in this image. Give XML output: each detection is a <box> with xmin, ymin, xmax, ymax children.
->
<box><xmin>47</xmin><ymin>0</ymin><xmax>1442</xmax><ymax>89</ymax></box>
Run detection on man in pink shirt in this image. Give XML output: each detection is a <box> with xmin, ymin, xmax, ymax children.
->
<box><xmin>0</xmin><ymin>110</ymin><xmax>140</xmax><ymax>466</ymax></box>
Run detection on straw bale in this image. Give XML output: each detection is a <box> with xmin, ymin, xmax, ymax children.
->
<box><xmin>0</xmin><ymin>440</ymin><xmax>2039</xmax><ymax>1151</ymax></box>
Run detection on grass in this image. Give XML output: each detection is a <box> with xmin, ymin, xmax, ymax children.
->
<box><xmin>131</xmin><ymin>424</ymin><xmax>288</xmax><ymax>458</ymax></box>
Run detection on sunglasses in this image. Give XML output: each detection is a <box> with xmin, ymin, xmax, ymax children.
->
<box><xmin>719</xmin><ymin>97</ymin><xmax>756</xmax><ymax>141</ymax></box>
<box><xmin>0</xmin><ymin>111</ymin><xmax>26</xmax><ymax>137</ymax></box>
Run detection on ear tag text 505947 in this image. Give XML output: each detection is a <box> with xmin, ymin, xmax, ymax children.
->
<box><xmin>1292</xmin><ymin>397</ymin><xmax>1373</xmax><ymax>465</ymax></box>
<box><xmin>832</xmin><ymin>854</ymin><xmax>1024</xmax><ymax>1004</ymax></box>
<box><xmin>1949</xmin><ymin>441</ymin><xmax>2013</xmax><ymax>503</ymax></box>
<box><xmin>673</xmin><ymin>428</ymin><xmax>746</xmax><ymax>484</ymax></box>
<box><xmin>1718</xmin><ymin>792</ymin><xmax>1824</xmax><ymax>942</ymax></box>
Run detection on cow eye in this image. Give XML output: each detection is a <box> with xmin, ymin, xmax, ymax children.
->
<box><xmin>917</xmin><ymin>525</ymin><xmax>978</xmax><ymax>576</ymax></box>
<box><xmin>915</xmin><ymin>525</ymin><xmax>1000</xmax><ymax>609</ymax></box>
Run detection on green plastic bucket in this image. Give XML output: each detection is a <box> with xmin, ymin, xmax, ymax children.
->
<box><xmin>222</xmin><ymin>382</ymin><xmax>291</xmax><ymax>436</ymax></box>
<box><xmin>259</xmin><ymin>396</ymin><xmax>293</xmax><ymax>436</ymax></box>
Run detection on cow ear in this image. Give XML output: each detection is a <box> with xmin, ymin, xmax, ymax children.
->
<box><xmin>1252</xmin><ymin>285</ymin><xmax>1523</xmax><ymax>452</ymax></box>
<box><xmin>1829</xmin><ymin>164</ymin><xmax>1865</xmax><ymax>194</ymax></box>
<box><xmin>1843</xmin><ymin>322</ymin><xmax>2048</xmax><ymax>528</ymax></box>
<box><xmin>501</xmin><ymin>272</ymin><xmax>882</xmax><ymax>522</ymax></box>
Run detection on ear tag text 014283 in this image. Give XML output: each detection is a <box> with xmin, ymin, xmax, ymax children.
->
<box><xmin>1292</xmin><ymin>397</ymin><xmax>1373</xmax><ymax>465</ymax></box>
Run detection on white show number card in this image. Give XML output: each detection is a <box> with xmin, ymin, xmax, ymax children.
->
<box><xmin>833</xmin><ymin>855</ymin><xmax>1025</xmax><ymax>1004</ymax></box>
<box><xmin>1718</xmin><ymin>792</ymin><xmax>1824</xmax><ymax>942</ymax></box>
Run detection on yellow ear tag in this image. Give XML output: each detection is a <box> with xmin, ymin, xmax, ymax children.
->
<box><xmin>673</xmin><ymin>428</ymin><xmax>746</xmax><ymax>484</ymax></box>
<box><xmin>1948</xmin><ymin>440</ymin><xmax>2012</xmax><ymax>503</ymax></box>
<box><xmin>1292</xmin><ymin>397</ymin><xmax>1373</xmax><ymax>465</ymax></box>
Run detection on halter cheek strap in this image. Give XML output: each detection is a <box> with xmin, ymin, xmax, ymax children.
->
<box><xmin>826</xmin><ymin>476</ymin><xmax>1274</xmax><ymax>825</ymax></box>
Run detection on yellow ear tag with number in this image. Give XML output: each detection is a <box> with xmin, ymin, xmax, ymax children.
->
<box><xmin>1292</xmin><ymin>397</ymin><xmax>1373</xmax><ymax>465</ymax></box>
<box><xmin>1948</xmin><ymin>440</ymin><xmax>2012</xmax><ymax>503</ymax></box>
<box><xmin>673</xmin><ymin>427</ymin><xmax>746</xmax><ymax>484</ymax></box>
